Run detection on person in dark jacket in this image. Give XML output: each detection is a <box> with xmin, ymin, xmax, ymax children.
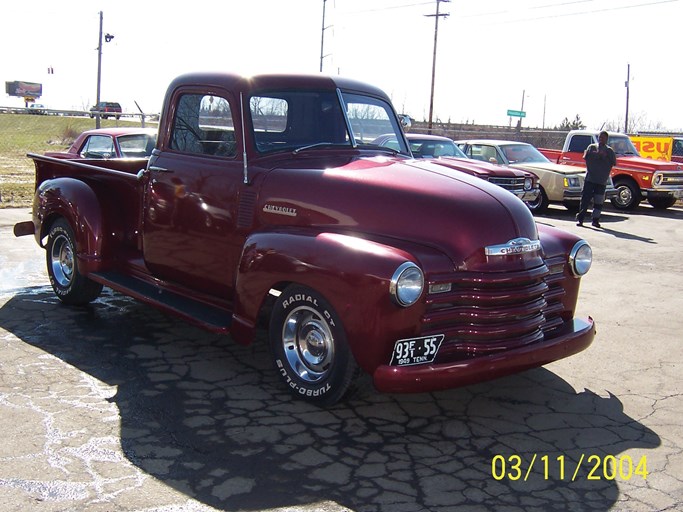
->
<box><xmin>576</xmin><ymin>131</ymin><xmax>616</xmax><ymax>228</ymax></box>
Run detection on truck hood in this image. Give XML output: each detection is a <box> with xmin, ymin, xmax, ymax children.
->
<box><xmin>512</xmin><ymin>161</ymin><xmax>585</xmax><ymax>176</ymax></box>
<box><xmin>616</xmin><ymin>155</ymin><xmax>683</xmax><ymax>172</ymax></box>
<box><xmin>431</xmin><ymin>157</ymin><xmax>529</xmax><ymax>178</ymax></box>
<box><xmin>257</xmin><ymin>154</ymin><xmax>540</xmax><ymax>272</ymax></box>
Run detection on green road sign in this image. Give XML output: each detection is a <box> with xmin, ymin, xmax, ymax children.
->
<box><xmin>507</xmin><ymin>109</ymin><xmax>526</xmax><ymax>118</ymax></box>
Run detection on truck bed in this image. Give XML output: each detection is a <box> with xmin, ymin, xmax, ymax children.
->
<box><xmin>29</xmin><ymin>153</ymin><xmax>148</xmax><ymax>255</ymax></box>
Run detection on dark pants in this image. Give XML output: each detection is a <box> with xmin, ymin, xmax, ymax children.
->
<box><xmin>576</xmin><ymin>181</ymin><xmax>607</xmax><ymax>222</ymax></box>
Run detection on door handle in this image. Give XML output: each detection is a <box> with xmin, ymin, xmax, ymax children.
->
<box><xmin>149</xmin><ymin>165</ymin><xmax>173</xmax><ymax>173</ymax></box>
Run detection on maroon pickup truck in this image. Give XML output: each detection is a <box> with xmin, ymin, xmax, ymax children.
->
<box><xmin>15</xmin><ymin>72</ymin><xmax>595</xmax><ymax>405</ymax></box>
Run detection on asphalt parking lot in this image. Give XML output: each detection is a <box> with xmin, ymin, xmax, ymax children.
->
<box><xmin>0</xmin><ymin>204</ymin><xmax>681</xmax><ymax>512</ymax></box>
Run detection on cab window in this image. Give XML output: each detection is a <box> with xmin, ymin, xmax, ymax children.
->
<box><xmin>567</xmin><ymin>135</ymin><xmax>593</xmax><ymax>153</ymax></box>
<box><xmin>170</xmin><ymin>94</ymin><xmax>236</xmax><ymax>157</ymax></box>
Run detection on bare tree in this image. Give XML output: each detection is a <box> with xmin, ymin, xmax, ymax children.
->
<box><xmin>602</xmin><ymin>111</ymin><xmax>665</xmax><ymax>134</ymax></box>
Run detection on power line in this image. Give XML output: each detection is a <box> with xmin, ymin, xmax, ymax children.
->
<box><xmin>337</xmin><ymin>1</ymin><xmax>433</xmax><ymax>16</ymax></box>
<box><xmin>465</xmin><ymin>0</ymin><xmax>679</xmax><ymax>25</ymax></box>
<box><xmin>461</xmin><ymin>0</ymin><xmax>594</xmax><ymax>18</ymax></box>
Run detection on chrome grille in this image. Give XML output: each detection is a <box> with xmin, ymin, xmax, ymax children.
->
<box><xmin>424</xmin><ymin>259</ymin><xmax>566</xmax><ymax>362</ymax></box>
<box><xmin>488</xmin><ymin>176</ymin><xmax>527</xmax><ymax>192</ymax></box>
<box><xmin>659</xmin><ymin>173</ymin><xmax>683</xmax><ymax>185</ymax></box>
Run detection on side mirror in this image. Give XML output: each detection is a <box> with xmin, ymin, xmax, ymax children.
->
<box><xmin>398</xmin><ymin>114</ymin><xmax>412</xmax><ymax>130</ymax></box>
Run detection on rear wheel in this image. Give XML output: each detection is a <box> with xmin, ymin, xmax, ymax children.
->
<box><xmin>269</xmin><ymin>285</ymin><xmax>358</xmax><ymax>406</ymax></box>
<box><xmin>611</xmin><ymin>179</ymin><xmax>641</xmax><ymax>210</ymax></box>
<box><xmin>647</xmin><ymin>196</ymin><xmax>677</xmax><ymax>210</ymax></box>
<box><xmin>46</xmin><ymin>218</ymin><xmax>103</xmax><ymax>305</ymax></box>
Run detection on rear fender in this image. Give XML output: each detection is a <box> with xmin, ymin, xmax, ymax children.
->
<box><xmin>231</xmin><ymin>231</ymin><xmax>427</xmax><ymax>373</ymax></box>
<box><xmin>34</xmin><ymin>177</ymin><xmax>104</xmax><ymax>275</ymax></box>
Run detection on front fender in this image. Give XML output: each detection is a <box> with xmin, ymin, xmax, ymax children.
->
<box><xmin>231</xmin><ymin>231</ymin><xmax>432</xmax><ymax>373</ymax></box>
<box><xmin>34</xmin><ymin>177</ymin><xmax>104</xmax><ymax>274</ymax></box>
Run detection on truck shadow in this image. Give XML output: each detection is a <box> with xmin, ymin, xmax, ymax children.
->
<box><xmin>537</xmin><ymin>208</ymin><xmax>657</xmax><ymax>244</ymax></box>
<box><xmin>0</xmin><ymin>288</ymin><xmax>661</xmax><ymax>512</ymax></box>
<box><xmin>601</xmin><ymin>203</ymin><xmax>683</xmax><ymax>220</ymax></box>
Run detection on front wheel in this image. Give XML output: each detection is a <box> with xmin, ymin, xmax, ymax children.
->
<box><xmin>611</xmin><ymin>179</ymin><xmax>641</xmax><ymax>210</ymax></box>
<box><xmin>46</xmin><ymin>218</ymin><xmax>103</xmax><ymax>305</ymax></box>
<box><xmin>562</xmin><ymin>200</ymin><xmax>579</xmax><ymax>213</ymax></box>
<box><xmin>269</xmin><ymin>285</ymin><xmax>358</xmax><ymax>406</ymax></box>
<box><xmin>526</xmin><ymin>187</ymin><xmax>549</xmax><ymax>214</ymax></box>
<box><xmin>647</xmin><ymin>196</ymin><xmax>677</xmax><ymax>210</ymax></box>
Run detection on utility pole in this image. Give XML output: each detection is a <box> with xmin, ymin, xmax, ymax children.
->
<box><xmin>95</xmin><ymin>11</ymin><xmax>114</xmax><ymax>129</ymax></box>
<box><xmin>516</xmin><ymin>89</ymin><xmax>526</xmax><ymax>131</ymax></box>
<box><xmin>624</xmin><ymin>63</ymin><xmax>630</xmax><ymax>133</ymax></box>
<box><xmin>319</xmin><ymin>0</ymin><xmax>328</xmax><ymax>73</ymax></box>
<box><xmin>96</xmin><ymin>11</ymin><xmax>103</xmax><ymax>129</ymax></box>
<box><xmin>425</xmin><ymin>0</ymin><xmax>449</xmax><ymax>134</ymax></box>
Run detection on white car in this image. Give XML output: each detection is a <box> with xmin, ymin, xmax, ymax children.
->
<box><xmin>455</xmin><ymin>139</ymin><xmax>617</xmax><ymax>214</ymax></box>
<box><xmin>27</xmin><ymin>103</ymin><xmax>47</xmax><ymax>115</ymax></box>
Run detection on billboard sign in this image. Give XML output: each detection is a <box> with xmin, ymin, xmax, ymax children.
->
<box><xmin>5</xmin><ymin>81</ymin><xmax>42</xmax><ymax>98</ymax></box>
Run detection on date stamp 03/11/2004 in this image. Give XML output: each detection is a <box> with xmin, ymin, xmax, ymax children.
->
<box><xmin>491</xmin><ymin>454</ymin><xmax>649</xmax><ymax>482</ymax></box>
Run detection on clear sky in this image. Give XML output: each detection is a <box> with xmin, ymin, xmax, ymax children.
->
<box><xmin>2</xmin><ymin>0</ymin><xmax>681</xmax><ymax>131</ymax></box>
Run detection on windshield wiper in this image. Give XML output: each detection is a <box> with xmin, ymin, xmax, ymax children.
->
<box><xmin>356</xmin><ymin>144</ymin><xmax>401</xmax><ymax>156</ymax></box>
<box><xmin>292</xmin><ymin>142</ymin><xmax>348</xmax><ymax>155</ymax></box>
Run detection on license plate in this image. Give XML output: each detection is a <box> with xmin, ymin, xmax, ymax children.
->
<box><xmin>390</xmin><ymin>334</ymin><xmax>444</xmax><ymax>366</ymax></box>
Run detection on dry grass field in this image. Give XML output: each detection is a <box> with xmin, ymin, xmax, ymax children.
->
<box><xmin>0</xmin><ymin>114</ymin><xmax>146</xmax><ymax>207</ymax></box>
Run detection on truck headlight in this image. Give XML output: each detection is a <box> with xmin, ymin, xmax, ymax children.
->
<box><xmin>569</xmin><ymin>240</ymin><xmax>592</xmax><ymax>276</ymax></box>
<box><xmin>653</xmin><ymin>173</ymin><xmax>663</xmax><ymax>186</ymax></box>
<box><xmin>524</xmin><ymin>177</ymin><xmax>533</xmax><ymax>191</ymax></box>
<box><xmin>390</xmin><ymin>262</ymin><xmax>424</xmax><ymax>306</ymax></box>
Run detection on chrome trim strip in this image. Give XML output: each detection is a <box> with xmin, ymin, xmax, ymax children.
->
<box><xmin>485</xmin><ymin>237</ymin><xmax>541</xmax><ymax>257</ymax></box>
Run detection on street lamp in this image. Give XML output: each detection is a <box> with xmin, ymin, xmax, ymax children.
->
<box><xmin>95</xmin><ymin>11</ymin><xmax>114</xmax><ymax>128</ymax></box>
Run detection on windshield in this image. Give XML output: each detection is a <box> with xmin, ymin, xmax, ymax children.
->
<box><xmin>118</xmin><ymin>133</ymin><xmax>156</xmax><ymax>158</ymax></box>
<box><xmin>250</xmin><ymin>90</ymin><xmax>408</xmax><ymax>155</ymax></box>
<box><xmin>608</xmin><ymin>135</ymin><xmax>639</xmax><ymax>156</ymax></box>
<box><xmin>409</xmin><ymin>138</ymin><xmax>467</xmax><ymax>159</ymax></box>
<box><xmin>501</xmin><ymin>144</ymin><xmax>550</xmax><ymax>164</ymax></box>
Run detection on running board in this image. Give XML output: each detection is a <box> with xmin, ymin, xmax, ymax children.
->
<box><xmin>90</xmin><ymin>271</ymin><xmax>232</xmax><ymax>334</ymax></box>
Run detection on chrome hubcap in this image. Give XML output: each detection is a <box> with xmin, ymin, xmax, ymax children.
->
<box><xmin>50</xmin><ymin>234</ymin><xmax>74</xmax><ymax>287</ymax></box>
<box><xmin>617</xmin><ymin>186</ymin><xmax>632</xmax><ymax>206</ymax></box>
<box><xmin>281</xmin><ymin>306</ymin><xmax>334</xmax><ymax>383</ymax></box>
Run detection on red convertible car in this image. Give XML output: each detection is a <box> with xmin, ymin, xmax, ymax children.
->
<box><xmin>46</xmin><ymin>127</ymin><xmax>157</xmax><ymax>160</ymax></box>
